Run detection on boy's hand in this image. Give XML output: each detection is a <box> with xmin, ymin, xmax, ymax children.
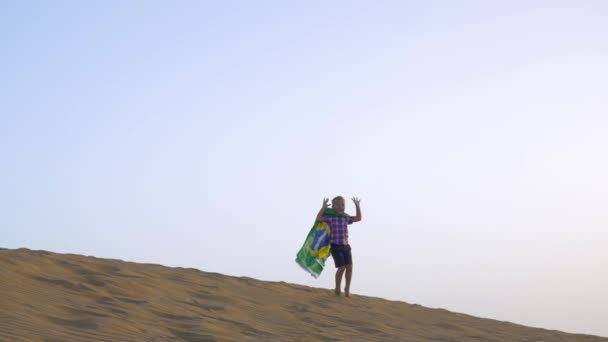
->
<box><xmin>352</xmin><ymin>197</ymin><xmax>361</xmax><ymax>207</ymax></box>
<box><xmin>316</xmin><ymin>198</ymin><xmax>330</xmax><ymax>223</ymax></box>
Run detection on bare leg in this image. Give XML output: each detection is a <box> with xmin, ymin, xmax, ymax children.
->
<box><xmin>335</xmin><ymin>266</ymin><xmax>346</xmax><ymax>296</ymax></box>
<box><xmin>344</xmin><ymin>264</ymin><xmax>353</xmax><ymax>297</ymax></box>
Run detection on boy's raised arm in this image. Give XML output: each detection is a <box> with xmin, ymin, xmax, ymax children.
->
<box><xmin>316</xmin><ymin>198</ymin><xmax>330</xmax><ymax>222</ymax></box>
<box><xmin>352</xmin><ymin>197</ymin><xmax>362</xmax><ymax>222</ymax></box>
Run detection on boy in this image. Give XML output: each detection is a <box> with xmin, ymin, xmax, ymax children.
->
<box><xmin>316</xmin><ymin>196</ymin><xmax>362</xmax><ymax>297</ymax></box>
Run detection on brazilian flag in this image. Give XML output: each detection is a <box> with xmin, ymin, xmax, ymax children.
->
<box><xmin>295</xmin><ymin>208</ymin><xmax>348</xmax><ymax>278</ymax></box>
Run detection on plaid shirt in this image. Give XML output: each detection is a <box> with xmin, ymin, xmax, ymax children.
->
<box><xmin>324</xmin><ymin>215</ymin><xmax>355</xmax><ymax>245</ymax></box>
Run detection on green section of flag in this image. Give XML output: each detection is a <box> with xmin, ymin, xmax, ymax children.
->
<box><xmin>324</xmin><ymin>208</ymin><xmax>348</xmax><ymax>217</ymax></box>
<box><xmin>295</xmin><ymin>222</ymin><xmax>326</xmax><ymax>278</ymax></box>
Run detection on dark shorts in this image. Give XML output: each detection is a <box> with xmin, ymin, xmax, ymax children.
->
<box><xmin>330</xmin><ymin>244</ymin><xmax>352</xmax><ymax>268</ymax></box>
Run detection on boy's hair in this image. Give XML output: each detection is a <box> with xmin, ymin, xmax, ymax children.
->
<box><xmin>332</xmin><ymin>196</ymin><xmax>345</xmax><ymax>205</ymax></box>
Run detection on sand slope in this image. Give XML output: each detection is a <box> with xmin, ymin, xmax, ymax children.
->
<box><xmin>0</xmin><ymin>248</ymin><xmax>605</xmax><ymax>342</ymax></box>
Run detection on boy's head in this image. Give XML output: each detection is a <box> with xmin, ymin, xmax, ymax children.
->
<box><xmin>332</xmin><ymin>196</ymin><xmax>346</xmax><ymax>213</ymax></box>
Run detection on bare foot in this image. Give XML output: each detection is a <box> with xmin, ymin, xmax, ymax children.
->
<box><xmin>344</xmin><ymin>289</ymin><xmax>351</xmax><ymax>297</ymax></box>
<box><xmin>334</xmin><ymin>288</ymin><xmax>341</xmax><ymax>296</ymax></box>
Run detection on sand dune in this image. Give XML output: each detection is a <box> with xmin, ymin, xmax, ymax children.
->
<box><xmin>0</xmin><ymin>248</ymin><xmax>605</xmax><ymax>342</ymax></box>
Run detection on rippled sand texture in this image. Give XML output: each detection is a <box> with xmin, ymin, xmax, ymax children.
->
<box><xmin>1</xmin><ymin>248</ymin><xmax>606</xmax><ymax>342</ymax></box>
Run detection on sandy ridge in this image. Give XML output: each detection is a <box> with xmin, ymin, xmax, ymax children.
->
<box><xmin>1</xmin><ymin>248</ymin><xmax>606</xmax><ymax>342</ymax></box>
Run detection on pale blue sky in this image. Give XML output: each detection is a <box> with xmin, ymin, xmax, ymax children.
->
<box><xmin>2</xmin><ymin>1</ymin><xmax>607</xmax><ymax>337</ymax></box>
